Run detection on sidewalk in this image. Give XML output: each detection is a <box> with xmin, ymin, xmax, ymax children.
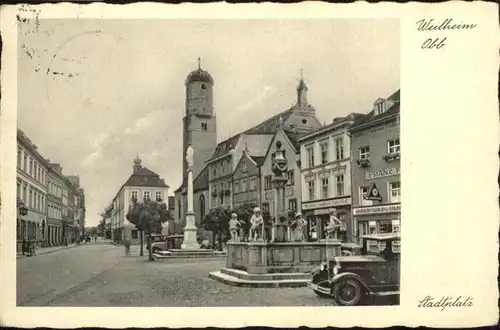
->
<box><xmin>17</xmin><ymin>244</ymin><xmax>79</xmax><ymax>259</ymax></box>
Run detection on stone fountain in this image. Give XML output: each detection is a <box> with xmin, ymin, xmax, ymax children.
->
<box><xmin>209</xmin><ymin>141</ymin><xmax>341</xmax><ymax>287</ymax></box>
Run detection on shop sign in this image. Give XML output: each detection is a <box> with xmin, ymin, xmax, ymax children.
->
<box><xmin>365</xmin><ymin>167</ymin><xmax>400</xmax><ymax>180</ymax></box>
<box><xmin>314</xmin><ymin>208</ymin><xmax>336</xmax><ymax>215</ymax></box>
<box><xmin>364</xmin><ymin>182</ymin><xmax>382</xmax><ymax>201</ymax></box>
<box><xmin>302</xmin><ymin>197</ymin><xmax>352</xmax><ymax>210</ymax></box>
<box><xmin>265</xmin><ymin>188</ymin><xmax>294</xmax><ymax>200</ymax></box>
<box><xmin>353</xmin><ymin>204</ymin><xmax>401</xmax><ymax>215</ymax></box>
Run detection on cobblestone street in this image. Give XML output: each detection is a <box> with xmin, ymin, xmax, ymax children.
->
<box><xmin>17</xmin><ymin>242</ymin><xmax>336</xmax><ymax>307</ymax></box>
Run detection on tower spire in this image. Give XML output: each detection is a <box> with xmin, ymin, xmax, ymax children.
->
<box><xmin>197</xmin><ymin>57</ymin><xmax>201</xmax><ymax>69</ymax></box>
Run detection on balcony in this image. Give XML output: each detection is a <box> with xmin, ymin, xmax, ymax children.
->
<box><xmin>382</xmin><ymin>153</ymin><xmax>401</xmax><ymax>162</ymax></box>
<box><xmin>356</xmin><ymin>158</ymin><xmax>371</xmax><ymax>168</ymax></box>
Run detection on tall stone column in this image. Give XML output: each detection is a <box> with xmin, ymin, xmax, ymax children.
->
<box><xmin>182</xmin><ymin>145</ymin><xmax>199</xmax><ymax>250</ymax></box>
<box><xmin>271</xmin><ymin>140</ymin><xmax>289</xmax><ymax>242</ymax></box>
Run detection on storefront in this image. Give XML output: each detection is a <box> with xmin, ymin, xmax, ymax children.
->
<box><xmin>302</xmin><ymin>196</ymin><xmax>352</xmax><ymax>242</ymax></box>
<box><xmin>353</xmin><ymin>203</ymin><xmax>401</xmax><ymax>243</ymax></box>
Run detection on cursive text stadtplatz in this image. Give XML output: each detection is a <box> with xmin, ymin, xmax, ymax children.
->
<box><xmin>416</xmin><ymin>18</ymin><xmax>477</xmax><ymax>50</ymax></box>
<box><xmin>418</xmin><ymin>295</ymin><xmax>473</xmax><ymax>311</ymax></box>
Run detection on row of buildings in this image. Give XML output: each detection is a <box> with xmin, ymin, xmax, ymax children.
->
<box><xmin>16</xmin><ymin>129</ymin><xmax>86</xmax><ymax>249</ymax></box>
<box><xmin>105</xmin><ymin>63</ymin><xmax>400</xmax><ymax>244</ymax></box>
<box><xmin>173</xmin><ymin>64</ymin><xmax>400</xmax><ymax>243</ymax></box>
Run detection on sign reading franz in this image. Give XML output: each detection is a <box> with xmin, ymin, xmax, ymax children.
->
<box><xmin>302</xmin><ymin>197</ymin><xmax>351</xmax><ymax>210</ymax></box>
<box><xmin>353</xmin><ymin>204</ymin><xmax>401</xmax><ymax>215</ymax></box>
<box><xmin>365</xmin><ymin>167</ymin><xmax>400</xmax><ymax>180</ymax></box>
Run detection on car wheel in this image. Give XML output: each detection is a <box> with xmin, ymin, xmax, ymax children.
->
<box><xmin>312</xmin><ymin>274</ymin><xmax>333</xmax><ymax>299</ymax></box>
<box><xmin>333</xmin><ymin>278</ymin><xmax>363</xmax><ymax>306</ymax></box>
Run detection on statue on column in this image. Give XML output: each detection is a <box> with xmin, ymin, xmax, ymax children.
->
<box><xmin>291</xmin><ymin>212</ymin><xmax>307</xmax><ymax>242</ymax></box>
<box><xmin>186</xmin><ymin>145</ymin><xmax>194</xmax><ymax>171</ymax></box>
<box><xmin>249</xmin><ymin>207</ymin><xmax>264</xmax><ymax>241</ymax></box>
<box><xmin>326</xmin><ymin>210</ymin><xmax>342</xmax><ymax>240</ymax></box>
<box><xmin>229</xmin><ymin>213</ymin><xmax>242</xmax><ymax>242</ymax></box>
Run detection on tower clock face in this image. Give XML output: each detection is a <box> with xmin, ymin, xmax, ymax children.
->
<box><xmin>201</xmin><ymin>83</ymin><xmax>207</xmax><ymax>90</ymax></box>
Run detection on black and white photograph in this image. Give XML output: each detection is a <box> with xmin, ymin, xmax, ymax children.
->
<box><xmin>14</xmin><ymin>18</ymin><xmax>400</xmax><ymax>307</ymax></box>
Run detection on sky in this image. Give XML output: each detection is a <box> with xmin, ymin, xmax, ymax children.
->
<box><xmin>17</xmin><ymin>19</ymin><xmax>400</xmax><ymax>226</ymax></box>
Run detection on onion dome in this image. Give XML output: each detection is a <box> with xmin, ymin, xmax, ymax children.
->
<box><xmin>185</xmin><ymin>57</ymin><xmax>214</xmax><ymax>86</ymax></box>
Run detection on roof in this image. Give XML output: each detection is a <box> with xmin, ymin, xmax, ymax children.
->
<box><xmin>283</xmin><ymin>129</ymin><xmax>304</xmax><ymax>151</ymax></box>
<box><xmin>349</xmin><ymin>89</ymin><xmax>401</xmax><ymax>133</ymax></box>
<box><xmin>123</xmin><ymin>166</ymin><xmax>169</xmax><ymax>188</ymax></box>
<box><xmin>193</xmin><ymin>164</ymin><xmax>209</xmax><ymax>193</ymax></box>
<box><xmin>250</xmin><ymin>156</ymin><xmax>266</xmax><ymax>167</ymax></box>
<box><xmin>244</xmin><ymin>107</ymin><xmax>294</xmax><ymax>134</ymax></box>
<box><xmin>299</xmin><ymin>112</ymin><xmax>365</xmax><ymax>143</ymax></box>
<box><xmin>185</xmin><ymin>67</ymin><xmax>214</xmax><ymax>86</ymax></box>
<box><xmin>209</xmin><ymin>134</ymin><xmax>242</xmax><ymax>161</ymax></box>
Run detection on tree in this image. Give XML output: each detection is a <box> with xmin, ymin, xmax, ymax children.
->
<box><xmin>202</xmin><ymin>206</ymin><xmax>231</xmax><ymax>250</ymax></box>
<box><xmin>126</xmin><ymin>197</ymin><xmax>173</xmax><ymax>260</ymax></box>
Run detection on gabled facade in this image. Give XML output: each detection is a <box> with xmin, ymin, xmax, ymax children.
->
<box><xmin>110</xmin><ymin>156</ymin><xmax>170</xmax><ymax>243</ymax></box>
<box><xmin>349</xmin><ymin>89</ymin><xmax>401</xmax><ymax>242</ymax></box>
<box><xmin>260</xmin><ymin>126</ymin><xmax>305</xmax><ymax>225</ymax></box>
<box><xmin>232</xmin><ymin>150</ymin><xmax>264</xmax><ymax>208</ymax></box>
<box><xmin>298</xmin><ymin>113</ymin><xmax>363</xmax><ymax>242</ymax></box>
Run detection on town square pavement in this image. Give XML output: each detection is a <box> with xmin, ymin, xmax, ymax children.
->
<box><xmin>17</xmin><ymin>242</ymin><xmax>337</xmax><ymax>307</ymax></box>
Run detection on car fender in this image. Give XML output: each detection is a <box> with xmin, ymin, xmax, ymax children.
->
<box><xmin>331</xmin><ymin>272</ymin><xmax>372</xmax><ymax>294</ymax></box>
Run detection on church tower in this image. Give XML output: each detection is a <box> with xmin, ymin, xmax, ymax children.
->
<box><xmin>182</xmin><ymin>58</ymin><xmax>217</xmax><ymax>180</ymax></box>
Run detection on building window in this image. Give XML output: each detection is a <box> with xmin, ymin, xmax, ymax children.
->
<box><xmin>264</xmin><ymin>175</ymin><xmax>272</xmax><ymax>190</ymax></box>
<box><xmin>23</xmin><ymin>154</ymin><xmax>27</xmax><ymax>172</ymax></box>
<box><xmin>143</xmin><ymin>191</ymin><xmax>150</xmax><ymax>201</ymax></box>
<box><xmin>17</xmin><ymin>148</ymin><xmax>22</xmax><ymax>168</ymax></box>
<box><xmin>242</xmin><ymin>160</ymin><xmax>247</xmax><ymax>173</ymax></box>
<box><xmin>336</xmin><ymin>175</ymin><xmax>345</xmax><ymax>196</ymax></box>
<box><xmin>249</xmin><ymin>178</ymin><xmax>256</xmax><ymax>190</ymax></box>
<box><xmin>177</xmin><ymin>200</ymin><xmax>181</xmax><ymax>219</ymax></box>
<box><xmin>306</xmin><ymin>147</ymin><xmax>314</xmax><ymax>168</ymax></box>
<box><xmin>212</xmin><ymin>166</ymin><xmax>217</xmax><ymax>177</ymax></box>
<box><xmin>29</xmin><ymin>159</ymin><xmax>33</xmax><ymax>176</ymax></box>
<box><xmin>234</xmin><ymin>181</ymin><xmax>240</xmax><ymax>194</ymax></box>
<box><xmin>320</xmin><ymin>142</ymin><xmax>329</xmax><ymax>164</ymax></box>
<box><xmin>389</xmin><ymin>181</ymin><xmax>401</xmax><ymax>203</ymax></box>
<box><xmin>392</xmin><ymin>220</ymin><xmax>400</xmax><ymax>233</ymax></box>
<box><xmin>321</xmin><ymin>178</ymin><xmax>329</xmax><ymax>199</ymax></box>
<box><xmin>288</xmin><ymin>198</ymin><xmax>297</xmax><ymax>212</ymax></box>
<box><xmin>201</xmin><ymin>122</ymin><xmax>207</xmax><ymax>131</ymax></box>
<box><xmin>308</xmin><ymin>180</ymin><xmax>315</xmax><ymax>200</ymax></box>
<box><xmin>22</xmin><ymin>183</ymin><xmax>27</xmax><ymax>203</ymax></box>
<box><xmin>375</xmin><ymin>102</ymin><xmax>385</xmax><ymax>115</ymax></box>
<box><xmin>219</xmin><ymin>184</ymin><xmax>224</xmax><ymax>205</ymax></box>
<box><xmin>262</xmin><ymin>202</ymin><xmax>269</xmax><ymax>214</ymax></box>
<box><xmin>335</xmin><ymin>138</ymin><xmax>344</xmax><ymax>160</ymax></box>
<box><xmin>29</xmin><ymin>189</ymin><xmax>33</xmax><ymax>208</ymax></box>
<box><xmin>131</xmin><ymin>191</ymin><xmax>138</xmax><ymax>201</ymax></box>
<box><xmin>359</xmin><ymin>187</ymin><xmax>374</xmax><ymax>206</ymax></box>
<box><xmin>241</xmin><ymin>179</ymin><xmax>247</xmax><ymax>192</ymax></box>
<box><xmin>359</xmin><ymin>146</ymin><xmax>370</xmax><ymax>160</ymax></box>
<box><xmin>199</xmin><ymin>195</ymin><xmax>206</xmax><ymax>219</ymax></box>
<box><xmin>286</xmin><ymin>170</ymin><xmax>294</xmax><ymax>186</ymax></box>
<box><xmin>37</xmin><ymin>167</ymin><xmax>41</xmax><ymax>182</ymax></box>
<box><xmin>388</xmin><ymin>138</ymin><xmax>400</xmax><ymax>154</ymax></box>
<box><xmin>155</xmin><ymin>191</ymin><xmax>163</xmax><ymax>201</ymax></box>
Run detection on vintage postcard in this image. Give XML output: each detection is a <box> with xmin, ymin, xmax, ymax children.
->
<box><xmin>0</xmin><ymin>2</ymin><xmax>498</xmax><ymax>328</ymax></box>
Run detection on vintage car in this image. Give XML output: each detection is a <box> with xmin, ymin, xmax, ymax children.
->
<box><xmin>308</xmin><ymin>232</ymin><xmax>400</xmax><ymax>306</ymax></box>
<box><xmin>147</xmin><ymin>234</ymin><xmax>184</xmax><ymax>253</ymax></box>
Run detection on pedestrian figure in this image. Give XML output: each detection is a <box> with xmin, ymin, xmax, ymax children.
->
<box><xmin>229</xmin><ymin>213</ymin><xmax>242</xmax><ymax>242</ymax></box>
<box><xmin>124</xmin><ymin>239</ymin><xmax>131</xmax><ymax>256</ymax></box>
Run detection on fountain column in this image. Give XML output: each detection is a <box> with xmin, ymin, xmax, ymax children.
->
<box><xmin>271</xmin><ymin>140</ymin><xmax>289</xmax><ymax>242</ymax></box>
<box><xmin>182</xmin><ymin>145</ymin><xmax>199</xmax><ymax>250</ymax></box>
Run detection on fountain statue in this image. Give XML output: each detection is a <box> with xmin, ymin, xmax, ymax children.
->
<box><xmin>271</xmin><ymin>140</ymin><xmax>290</xmax><ymax>242</ymax></box>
